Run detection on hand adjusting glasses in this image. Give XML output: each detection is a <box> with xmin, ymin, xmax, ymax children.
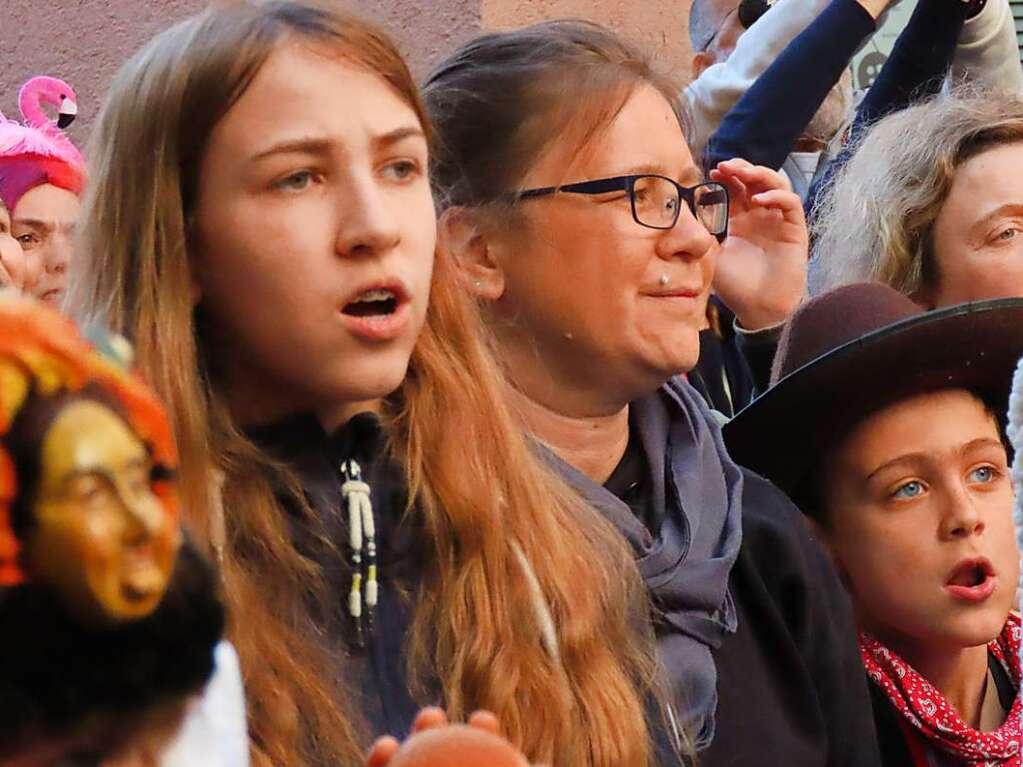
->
<box><xmin>510</xmin><ymin>174</ymin><xmax>730</xmax><ymax>243</ymax></box>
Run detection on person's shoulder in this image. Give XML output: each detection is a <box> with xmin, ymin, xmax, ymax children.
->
<box><xmin>738</xmin><ymin>467</ymin><xmax>809</xmax><ymax>542</ymax></box>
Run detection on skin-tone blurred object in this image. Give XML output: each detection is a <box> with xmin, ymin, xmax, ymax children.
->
<box><xmin>366</xmin><ymin>709</ymin><xmax>531</xmax><ymax>767</ymax></box>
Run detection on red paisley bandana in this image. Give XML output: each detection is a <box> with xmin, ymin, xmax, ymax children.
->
<box><xmin>860</xmin><ymin>613</ymin><xmax>1022</xmax><ymax>766</ymax></box>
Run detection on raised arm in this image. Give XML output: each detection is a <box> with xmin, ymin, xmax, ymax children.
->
<box><xmin>949</xmin><ymin>0</ymin><xmax>1023</xmax><ymax>95</ymax></box>
<box><xmin>684</xmin><ymin>0</ymin><xmax>832</xmax><ymax>157</ymax></box>
<box><xmin>702</xmin><ymin>0</ymin><xmax>880</xmax><ymax>173</ymax></box>
<box><xmin>807</xmin><ymin>0</ymin><xmax>979</xmax><ymax>216</ymax></box>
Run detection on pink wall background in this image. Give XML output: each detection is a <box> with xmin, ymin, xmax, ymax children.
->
<box><xmin>0</xmin><ymin>0</ymin><xmax>693</xmax><ymax>148</ymax></box>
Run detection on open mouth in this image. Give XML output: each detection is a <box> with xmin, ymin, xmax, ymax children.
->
<box><xmin>119</xmin><ymin>546</ymin><xmax>162</xmax><ymax>604</ymax></box>
<box><xmin>120</xmin><ymin>565</ymin><xmax>162</xmax><ymax>604</ymax></box>
<box><xmin>342</xmin><ymin>288</ymin><xmax>399</xmax><ymax>318</ymax></box>
<box><xmin>944</xmin><ymin>558</ymin><xmax>996</xmax><ymax>602</ymax></box>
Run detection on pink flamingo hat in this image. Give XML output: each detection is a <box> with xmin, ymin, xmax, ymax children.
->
<box><xmin>0</xmin><ymin>76</ymin><xmax>84</xmax><ymax>212</ymax></box>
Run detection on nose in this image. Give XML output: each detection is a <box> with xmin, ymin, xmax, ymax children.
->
<box><xmin>655</xmin><ymin>204</ymin><xmax>719</xmax><ymax>264</ymax></box>
<box><xmin>938</xmin><ymin>484</ymin><xmax>986</xmax><ymax>541</ymax></box>
<box><xmin>334</xmin><ymin>174</ymin><xmax>402</xmax><ymax>259</ymax></box>
<box><xmin>50</xmin><ymin>233</ymin><xmax>72</xmax><ymax>275</ymax></box>
<box><xmin>116</xmin><ymin>483</ymin><xmax>165</xmax><ymax>542</ymax></box>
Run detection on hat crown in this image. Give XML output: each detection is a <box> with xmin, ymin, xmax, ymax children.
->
<box><xmin>772</xmin><ymin>283</ymin><xmax>922</xmax><ymax>383</ymax></box>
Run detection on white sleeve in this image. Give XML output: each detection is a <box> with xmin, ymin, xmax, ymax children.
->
<box><xmin>683</xmin><ymin>0</ymin><xmax>833</xmax><ymax>156</ymax></box>
<box><xmin>948</xmin><ymin>0</ymin><xmax>1023</xmax><ymax>96</ymax></box>
<box><xmin>159</xmin><ymin>642</ymin><xmax>250</xmax><ymax>767</ymax></box>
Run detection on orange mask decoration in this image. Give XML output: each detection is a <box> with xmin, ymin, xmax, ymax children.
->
<box><xmin>0</xmin><ymin>295</ymin><xmax>179</xmax><ymax>623</ymax></box>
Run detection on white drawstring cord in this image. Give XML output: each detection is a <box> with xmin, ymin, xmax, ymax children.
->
<box><xmin>342</xmin><ymin>460</ymin><xmax>377</xmax><ymax>644</ymax></box>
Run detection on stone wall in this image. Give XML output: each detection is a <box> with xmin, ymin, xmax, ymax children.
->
<box><xmin>0</xmin><ymin>0</ymin><xmax>694</xmax><ymax>147</ymax></box>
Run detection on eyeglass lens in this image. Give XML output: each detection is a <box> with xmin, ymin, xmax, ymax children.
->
<box><xmin>632</xmin><ymin>177</ymin><xmax>728</xmax><ymax>234</ymax></box>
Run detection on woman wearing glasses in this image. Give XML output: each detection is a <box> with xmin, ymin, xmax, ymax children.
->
<box><xmin>425</xmin><ymin>20</ymin><xmax>879</xmax><ymax>767</ymax></box>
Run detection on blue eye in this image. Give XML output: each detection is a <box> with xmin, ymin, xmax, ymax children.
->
<box><xmin>892</xmin><ymin>481</ymin><xmax>924</xmax><ymax>500</ymax></box>
<box><xmin>969</xmin><ymin>466</ymin><xmax>998</xmax><ymax>483</ymax></box>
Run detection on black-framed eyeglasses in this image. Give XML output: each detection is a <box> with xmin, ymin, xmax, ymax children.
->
<box><xmin>512</xmin><ymin>175</ymin><xmax>730</xmax><ymax>242</ymax></box>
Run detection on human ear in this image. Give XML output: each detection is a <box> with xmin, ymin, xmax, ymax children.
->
<box><xmin>437</xmin><ymin>206</ymin><xmax>506</xmax><ymax>301</ymax></box>
<box><xmin>692</xmin><ymin>52</ymin><xmax>715</xmax><ymax>79</ymax></box>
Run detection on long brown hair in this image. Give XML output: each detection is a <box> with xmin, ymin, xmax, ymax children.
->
<box><xmin>67</xmin><ymin>3</ymin><xmax>658</xmax><ymax>766</ymax></box>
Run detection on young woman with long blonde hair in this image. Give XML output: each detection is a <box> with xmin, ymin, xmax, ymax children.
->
<box><xmin>66</xmin><ymin>3</ymin><xmax>662</xmax><ymax>765</ymax></box>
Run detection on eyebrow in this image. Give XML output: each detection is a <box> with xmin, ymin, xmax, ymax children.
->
<box><xmin>971</xmin><ymin>202</ymin><xmax>1023</xmax><ymax>235</ymax></box>
<box><xmin>14</xmin><ymin>218</ymin><xmax>53</xmax><ymax>233</ymax></box>
<box><xmin>865</xmin><ymin>437</ymin><xmax>1006</xmax><ymax>481</ymax></box>
<box><xmin>252</xmin><ymin>126</ymin><xmax>426</xmax><ymax>163</ymax></box>
<box><xmin>372</xmin><ymin>126</ymin><xmax>426</xmax><ymax>151</ymax></box>
<box><xmin>614</xmin><ymin>162</ymin><xmax>703</xmax><ymax>185</ymax></box>
<box><xmin>68</xmin><ymin>455</ymin><xmax>150</xmax><ymax>478</ymax></box>
<box><xmin>252</xmin><ymin>137</ymin><xmax>333</xmax><ymax>162</ymax></box>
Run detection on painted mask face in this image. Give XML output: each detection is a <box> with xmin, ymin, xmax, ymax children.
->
<box><xmin>24</xmin><ymin>400</ymin><xmax>180</xmax><ymax>623</ymax></box>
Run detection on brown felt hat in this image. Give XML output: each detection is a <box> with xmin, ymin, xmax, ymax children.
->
<box><xmin>722</xmin><ymin>282</ymin><xmax>1023</xmax><ymax>510</ymax></box>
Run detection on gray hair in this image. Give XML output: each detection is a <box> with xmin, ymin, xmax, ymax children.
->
<box><xmin>811</xmin><ymin>88</ymin><xmax>1023</xmax><ymax>297</ymax></box>
<box><xmin>689</xmin><ymin>0</ymin><xmax>736</xmax><ymax>51</ymax></box>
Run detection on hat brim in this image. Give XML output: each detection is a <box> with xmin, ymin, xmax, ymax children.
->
<box><xmin>723</xmin><ymin>297</ymin><xmax>1023</xmax><ymax>507</ymax></box>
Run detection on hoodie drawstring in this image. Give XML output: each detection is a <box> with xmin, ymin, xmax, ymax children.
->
<box><xmin>342</xmin><ymin>459</ymin><xmax>377</xmax><ymax>647</ymax></box>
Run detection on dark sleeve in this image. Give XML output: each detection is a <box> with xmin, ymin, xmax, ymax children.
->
<box><xmin>806</xmin><ymin>0</ymin><xmax>971</xmax><ymax>213</ymax></box>
<box><xmin>733</xmin><ymin>324</ymin><xmax>781</xmax><ymax>396</ymax></box>
<box><xmin>740</xmin><ymin>471</ymin><xmax>882</xmax><ymax>767</ymax></box>
<box><xmin>703</xmin><ymin>0</ymin><xmax>876</xmax><ymax>173</ymax></box>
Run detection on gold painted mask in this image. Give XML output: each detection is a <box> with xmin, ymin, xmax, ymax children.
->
<box><xmin>24</xmin><ymin>400</ymin><xmax>181</xmax><ymax>624</ymax></box>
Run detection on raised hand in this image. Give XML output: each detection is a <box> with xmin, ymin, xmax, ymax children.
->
<box><xmin>710</xmin><ymin>158</ymin><xmax>809</xmax><ymax>331</ymax></box>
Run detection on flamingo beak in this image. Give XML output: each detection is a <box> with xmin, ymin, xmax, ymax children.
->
<box><xmin>57</xmin><ymin>99</ymin><xmax>78</xmax><ymax>129</ymax></box>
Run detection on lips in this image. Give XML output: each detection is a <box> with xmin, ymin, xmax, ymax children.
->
<box><xmin>40</xmin><ymin>289</ymin><xmax>63</xmax><ymax>306</ymax></box>
<box><xmin>649</xmin><ymin>288</ymin><xmax>703</xmax><ymax>298</ymax></box>
<box><xmin>339</xmin><ymin>279</ymin><xmax>411</xmax><ymax>342</ymax></box>
<box><xmin>120</xmin><ymin>547</ymin><xmax>164</xmax><ymax>603</ymax></box>
<box><xmin>944</xmin><ymin>557</ymin><xmax>997</xmax><ymax>603</ymax></box>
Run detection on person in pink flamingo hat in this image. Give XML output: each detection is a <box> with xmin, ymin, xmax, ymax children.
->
<box><xmin>0</xmin><ymin>76</ymin><xmax>84</xmax><ymax>308</ymax></box>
